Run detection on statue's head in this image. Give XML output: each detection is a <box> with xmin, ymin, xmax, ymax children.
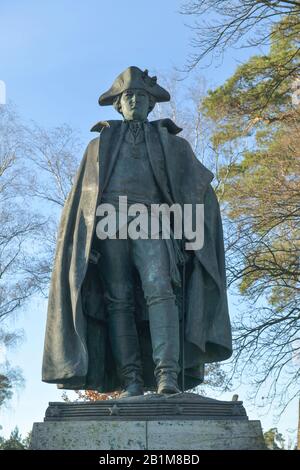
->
<box><xmin>98</xmin><ymin>66</ymin><xmax>170</xmax><ymax>121</ymax></box>
<box><xmin>113</xmin><ymin>88</ymin><xmax>156</xmax><ymax>121</ymax></box>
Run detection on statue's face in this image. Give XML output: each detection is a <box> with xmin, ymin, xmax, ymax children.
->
<box><xmin>120</xmin><ymin>88</ymin><xmax>150</xmax><ymax>121</ymax></box>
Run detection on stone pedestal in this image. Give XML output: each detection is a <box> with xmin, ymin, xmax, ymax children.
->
<box><xmin>30</xmin><ymin>393</ymin><xmax>265</xmax><ymax>450</ymax></box>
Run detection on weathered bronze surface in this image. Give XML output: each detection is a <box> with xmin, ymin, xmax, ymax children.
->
<box><xmin>42</xmin><ymin>66</ymin><xmax>232</xmax><ymax>397</ymax></box>
<box><xmin>45</xmin><ymin>393</ymin><xmax>246</xmax><ymax>421</ymax></box>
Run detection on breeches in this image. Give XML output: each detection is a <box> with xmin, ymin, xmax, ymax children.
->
<box><xmin>96</xmin><ymin>237</ymin><xmax>176</xmax><ymax>314</ymax></box>
<box><xmin>96</xmin><ymin>236</ymin><xmax>180</xmax><ymax>385</ymax></box>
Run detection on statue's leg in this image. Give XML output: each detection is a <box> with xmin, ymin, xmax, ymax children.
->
<box><xmin>97</xmin><ymin>237</ymin><xmax>144</xmax><ymax>397</ymax></box>
<box><xmin>132</xmin><ymin>237</ymin><xmax>180</xmax><ymax>394</ymax></box>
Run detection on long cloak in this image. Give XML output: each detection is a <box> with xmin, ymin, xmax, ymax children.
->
<box><xmin>42</xmin><ymin>119</ymin><xmax>232</xmax><ymax>392</ymax></box>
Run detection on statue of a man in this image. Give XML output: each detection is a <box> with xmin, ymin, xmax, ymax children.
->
<box><xmin>42</xmin><ymin>66</ymin><xmax>232</xmax><ymax>397</ymax></box>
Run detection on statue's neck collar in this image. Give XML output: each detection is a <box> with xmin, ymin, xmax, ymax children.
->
<box><xmin>123</xmin><ymin>119</ymin><xmax>148</xmax><ymax>125</ymax></box>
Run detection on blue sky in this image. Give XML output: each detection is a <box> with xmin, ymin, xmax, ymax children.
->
<box><xmin>0</xmin><ymin>0</ymin><xmax>258</xmax><ymax>133</ymax></box>
<box><xmin>0</xmin><ymin>0</ymin><xmax>298</xmax><ymax>444</ymax></box>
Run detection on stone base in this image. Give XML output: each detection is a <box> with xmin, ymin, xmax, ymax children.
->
<box><xmin>30</xmin><ymin>419</ymin><xmax>265</xmax><ymax>450</ymax></box>
<box><xmin>30</xmin><ymin>394</ymin><xmax>265</xmax><ymax>450</ymax></box>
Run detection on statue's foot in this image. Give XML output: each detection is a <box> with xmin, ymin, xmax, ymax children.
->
<box><xmin>157</xmin><ymin>374</ymin><xmax>180</xmax><ymax>395</ymax></box>
<box><xmin>119</xmin><ymin>383</ymin><xmax>144</xmax><ymax>399</ymax></box>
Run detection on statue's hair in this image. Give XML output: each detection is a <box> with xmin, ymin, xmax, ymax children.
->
<box><xmin>113</xmin><ymin>92</ymin><xmax>156</xmax><ymax>116</ymax></box>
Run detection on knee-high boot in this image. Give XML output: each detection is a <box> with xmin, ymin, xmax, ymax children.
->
<box><xmin>148</xmin><ymin>299</ymin><xmax>181</xmax><ymax>394</ymax></box>
<box><xmin>108</xmin><ymin>309</ymin><xmax>144</xmax><ymax>398</ymax></box>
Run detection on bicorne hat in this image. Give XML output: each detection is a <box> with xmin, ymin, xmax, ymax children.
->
<box><xmin>98</xmin><ymin>66</ymin><xmax>170</xmax><ymax>106</ymax></box>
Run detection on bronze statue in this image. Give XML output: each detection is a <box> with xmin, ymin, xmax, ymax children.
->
<box><xmin>42</xmin><ymin>66</ymin><xmax>232</xmax><ymax>397</ymax></box>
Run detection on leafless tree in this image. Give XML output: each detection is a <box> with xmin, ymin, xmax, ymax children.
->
<box><xmin>0</xmin><ymin>103</ymin><xmax>82</xmax><ymax>405</ymax></box>
<box><xmin>24</xmin><ymin>124</ymin><xmax>81</xmax><ymax>208</ymax></box>
<box><xmin>0</xmin><ymin>328</ymin><xmax>24</xmax><ymax>408</ymax></box>
<box><xmin>181</xmin><ymin>0</ymin><xmax>300</xmax><ymax>69</ymax></box>
<box><xmin>0</xmin><ymin>102</ymin><xmax>82</xmax><ymax>315</ymax></box>
<box><xmin>0</xmin><ymin>104</ymin><xmax>46</xmax><ymax>322</ymax></box>
<box><xmin>222</xmin><ymin>112</ymin><xmax>300</xmax><ymax>412</ymax></box>
<box><xmin>22</xmin><ymin>123</ymin><xmax>82</xmax><ymax>286</ymax></box>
